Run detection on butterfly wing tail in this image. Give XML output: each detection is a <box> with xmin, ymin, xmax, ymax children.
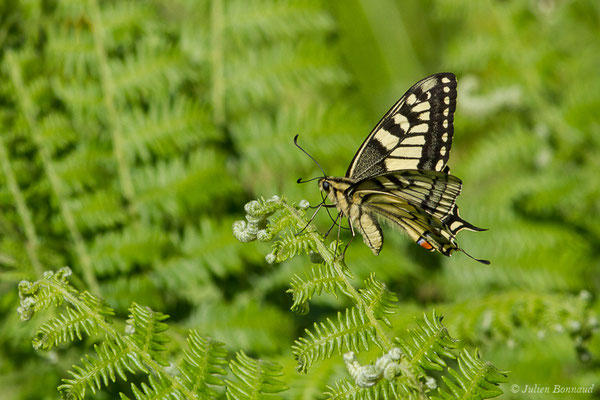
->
<box><xmin>442</xmin><ymin>209</ymin><xmax>490</xmax><ymax>264</ymax></box>
<box><xmin>443</xmin><ymin>208</ymin><xmax>487</xmax><ymax>235</ymax></box>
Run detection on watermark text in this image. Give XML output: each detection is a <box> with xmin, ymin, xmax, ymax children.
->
<box><xmin>510</xmin><ymin>383</ymin><xmax>595</xmax><ymax>395</ymax></box>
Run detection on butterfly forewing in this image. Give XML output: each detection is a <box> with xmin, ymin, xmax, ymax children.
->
<box><xmin>346</xmin><ymin>73</ymin><xmax>457</xmax><ymax>180</ymax></box>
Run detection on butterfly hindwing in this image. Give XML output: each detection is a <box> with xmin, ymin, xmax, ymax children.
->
<box><xmin>349</xmin><ymin>170</ymin><xmax>462</xmax><ymax>223</ymax></box>
<box><xmin>348</xmin><ymin>170</ymin><xmax>482</xmax><ymax>256</ymax></box>
<box><xmin>347</xmin><ymin>204</ymin><xmax>384</xmax><ymax>255</ymax></box>
<box><xmin>346</xmin><ymin>73</ymin><xmax>457</xmax><ymax>180</ymax></box>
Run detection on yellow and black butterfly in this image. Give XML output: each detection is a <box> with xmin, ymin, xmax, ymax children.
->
<box><xmin>295</xmin><ymin>72</ymin><xmax>490</xmax><ymax>264</ymax></box>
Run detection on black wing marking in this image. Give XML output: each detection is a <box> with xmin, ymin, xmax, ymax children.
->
<box><xmin>346</xmin><ymin>73</ymin><xmax>457</xmax><ymax>180</ymax></box>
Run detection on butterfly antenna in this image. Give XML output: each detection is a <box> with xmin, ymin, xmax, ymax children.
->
<box><xmin>460</xmin><ymin>248</ymin><xmax>491</xmax><ymax>265</ymax></box>
<box><xmin>294</xmin><ymin>134</ymin><xmax>327</xmax><ymax>180</ymax></box>
<box><xmin>297</xmin><ymin>176</ymin><xmax>321</xmax><ymax>184</ymax></box>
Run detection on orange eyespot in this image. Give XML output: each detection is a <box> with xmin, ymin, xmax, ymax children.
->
<box><xmin>417</xmin><ymin>237</ymin><xmax>434</xmax><ymax>251</ymax></box>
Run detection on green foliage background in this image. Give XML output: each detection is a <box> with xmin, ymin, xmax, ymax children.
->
<box><xmin>0</xmin><ymin>0</ymin><xmax>598</xmax><ymax>398</ymax></box>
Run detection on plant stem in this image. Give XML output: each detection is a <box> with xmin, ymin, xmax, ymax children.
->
<box><xmin>281</xmin><ymin>202</ymin><xmax>394</xmax><ymax>351</ymax></box>
<box><xmin>88</xmin><ymin>0</ymin><xmax>138</xmax><ymax>220</ymax></box>
<box><xmin>210</xmin><ymin>0</ymin><xmax>225</xmax><ymax>127</ymax></box>
<box><xmin>6</xmin><ymin>51</ymin><xmax>100</xmax><ymax>295</ymax></box>
<box><xmin>0</xmin><ymin>137</ymin><xmax>43</xmax><ymax>277</ymax></box>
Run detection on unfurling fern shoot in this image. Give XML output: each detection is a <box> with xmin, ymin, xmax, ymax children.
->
<box><xmin>296</xmin><ymin>73</ymin><xmax>490</xmax><ymax>264</ymax></box>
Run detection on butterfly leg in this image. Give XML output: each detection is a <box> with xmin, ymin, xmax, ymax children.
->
<box><xmin>341</xmin><ymin>218</ymin><xmax>356</xmax><ymax>260</ymax></box>
<box><xmin>332</xmin><ymin>212</ymin><xmax>342</xmax><ymax>258</ymax></box>
<box><xmin>295</xmin><ymin>202</ymin><xmax>325</xmax><ymax>236</ymax></box>
<box><xmin>323</xmin><ymin>212</ymin><xmax>341</xmax><ymax>239</ymax></box>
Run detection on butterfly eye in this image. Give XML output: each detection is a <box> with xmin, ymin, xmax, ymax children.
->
<box><xmin>322</xmin><ymin>181</ymin><xmax>330</xmax><ymax>191</ymax></box>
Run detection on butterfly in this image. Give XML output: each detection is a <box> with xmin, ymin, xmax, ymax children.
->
<box><xmin>296</xmin><ymin>72</ymin><xmax>490</xmax><ymax>264</ymax></box>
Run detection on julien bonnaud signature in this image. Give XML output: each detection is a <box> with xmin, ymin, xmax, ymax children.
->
<box><xmin>510</xmin><ymin>383</ymin><xmax>595</xmax><ymax>395</ymax></box>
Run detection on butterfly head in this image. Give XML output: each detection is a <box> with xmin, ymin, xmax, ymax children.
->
<box><xmin>318</xmin><ymin>178</ymin><xmax>330</xmax><ymax>192</ymax></box>
<box><xmin>318</xmin><ymin>178</ymin><xmax>334</xmax><ymax>203</ymax></box>
<box><xmin>318</xmin><ymin>178</ymin><xmax>338</xmax><ymax>204</ymax></box>
<box><xmin>317</xmin><ymin>177</ymin><xmax>354</xmax><ymax>206</ymax></box>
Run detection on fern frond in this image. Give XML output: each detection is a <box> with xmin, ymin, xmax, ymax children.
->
<box><xmin>90</xmin><ymin>224</ymin><xmax>169</xmax><ymax>276</ymax></box>
<box><xmin>189</xmin><ymin>302</ymin><xmax>293</xmax><ymax>354</ymax></box>
<box><xmin>444</xmin><ymin>290</ymin><xmax>597</xmax><ymax>360</ymax></box>
<box><xmin>226</xmin><ymin>40</ymin><xmax>349</xmax><ymax>111</ymax></box>
<box><xmin>121</xmin><ymin>374</ymin><xmax>176</xmax><ymax>400</ymax></box>
<box><xmin>234</xmin><ymin>196</ymin><xmax>324</xmax><ymax>264</ymax></box>
<box><xmin>226</xmin><ymin>0</ymin><xmax>335</xmax><ymax>43</ymax></box>
<box><xmin>328</xmin><ymin>313</ymin><xmax>506</xmax><ymax>400</ymax></box>
<box><xmin>226</xmin><ymin>350</ymin><xmax>287</xmax><ymax>399</ymax></box>
<box><xmin>287</xmin><ymin>262</ymin><xmax>344</xmax><ymax>314</ymax></box>
<box><xmin>126</xmin><ymin>303</ymin><xmax>170</xmax><ymax>367</ymax></box>
<box><xmin>64</xmin><ymin>189</ymin><xmax>127</xmax><ymax>231</ymax></box>
<box><xmin>178</xmin><ymin>331</ymin><xmax>227</xmax><ymax>398</ymax></box>
<box><xmin>292</xmin><ymin>307</ymin><xmax>379</xmax><ymax>373</ymax></box>
<box><xmin>359</xmin><ymin>274</ymin><xmax>398</xmax><ymax>328</ymax></box>
<box><xmin>32</xmin><ymin>302</ymin><xmax>103</xmax><ymax>350</ymax></box>
<box><xmin>433</xmin><ymin>349</ymin><xmax>508</xmax><ymax>400</ymax></box>
<box><xmin>325</xmin><ymin>378</ymin><xmax>400</xmax><ymax>400</ymax></box>
<box><xmin>236</xmin><ymin>196</ymin><xmax>395</xmax><ymax>372</ymax></box>
<box><xmin>123</xmin><ymin>332</ymin><xmax>228</xmax><ymax>400</ymax></box>
<box><xmin>233</xmin><ymin>195</ymin><xmax>303</xmax><ymax>244</ymax></box>
<box><xmin>111</xmin><ymin>38</ymin><xmax>188</xmax><ymax>103</ymax></box>
<box><xmin>59</xmin><ymin>338</ymin><xmax>139</xmax><ymax>399</ymax></box>
<box><xmin>5</xmin><ymin>49</ymin><xmax>100</xmax><ymax>294</ymax></box>
<box><xmin>19</xmin><ymin>268</ymin><xmax>198</xmax><ymax>399</ymax></box>
<box><xmin>266</xmin><ymin>231</ymin><xmax>319</xmax><ymax>264</ymax></box>
<box><xmin>17</xmin><ymin>267</ymin><xmax>100</xmax><ymax>321</ymax></box>
<box><xmin>395</xmin><ymin>312</ymin><xmax>458</xmax><ymax>375</ymax></box>
<box><xmin>121</xmin><ymin>98</ymin><xmax>217</xmax><ymax>162</ymax></box>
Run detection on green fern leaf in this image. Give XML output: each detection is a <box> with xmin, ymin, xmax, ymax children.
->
<box><xmin>396</xmin><ymin>312</ymin><xmax>458</xmax><ymax>374</ymax></box>
<box><xmin>17</xmin><ymin>268</ymin><xmax>78</xmax><ymax>319</ymax></box>
<box><xmin>226</xmin><ymin>350</ymin><xmax>287</xmax><ymax>399</ymax></box>
<box><xmin>59</xmin><ymin>338</ymin><xmax>139</xmax><ymax>399</ymax></box>
<box><xmin>433</xmin><ymin>349</ymin><xmax>508</xmax><ymax>400</ymax></box>
<box><xmin>287</xmin><ymin>262</ymin><xmax>344</xmax><ymax>314</ymax></box>
<box><xmin>325</xmin><ymin>378</ymin><xmax>400</xmax><ymax>400</ymax></box>
<box><xmin>126</xmin><ymin>302</ymin><xmax>170</xmax><ymax>367</ymax></box>
<box><xmin>292</xmin><ymin>307</ymin><xmax>379</xmax><ymax>373</ymax></box>
<box><xmin>121</xmin><ymin>374</ymin><xmax>177</xmax><ymax>400</ymax></box>
<box><xmin>32</xmin><ymin>305</ymin><xmax>101</xmax><ymax>350</ymax></box>
<box><xmin>179</xmin><ymin>331</ymin><xmax>227</xmax><ymax>398</ymax></box>
<box><xmin>267</xmin><ymin>230</ymin><xmax>319</xmax><ymax>264</ymax></box>
<box><xmin>359</xmin><ymin>274</ymin><xmax>398</xmax><ymax>328</ymax></box>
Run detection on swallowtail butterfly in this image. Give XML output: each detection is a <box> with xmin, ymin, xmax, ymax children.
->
<box><xmin>296</xmin><ymin>73</ymin><xmax>489</xmax><ymax>264</ymax></box>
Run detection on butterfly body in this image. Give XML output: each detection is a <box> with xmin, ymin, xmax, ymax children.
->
<box><xmin>314</xmin><ymin>72</ymin><xmax>489</xmax><ymax>264</ymax></box>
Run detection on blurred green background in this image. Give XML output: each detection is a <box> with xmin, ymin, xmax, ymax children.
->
<box><xmin>0</xmin><ymin>0</ymin><xmax>598</xmax><ymax>398</ymax></box>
